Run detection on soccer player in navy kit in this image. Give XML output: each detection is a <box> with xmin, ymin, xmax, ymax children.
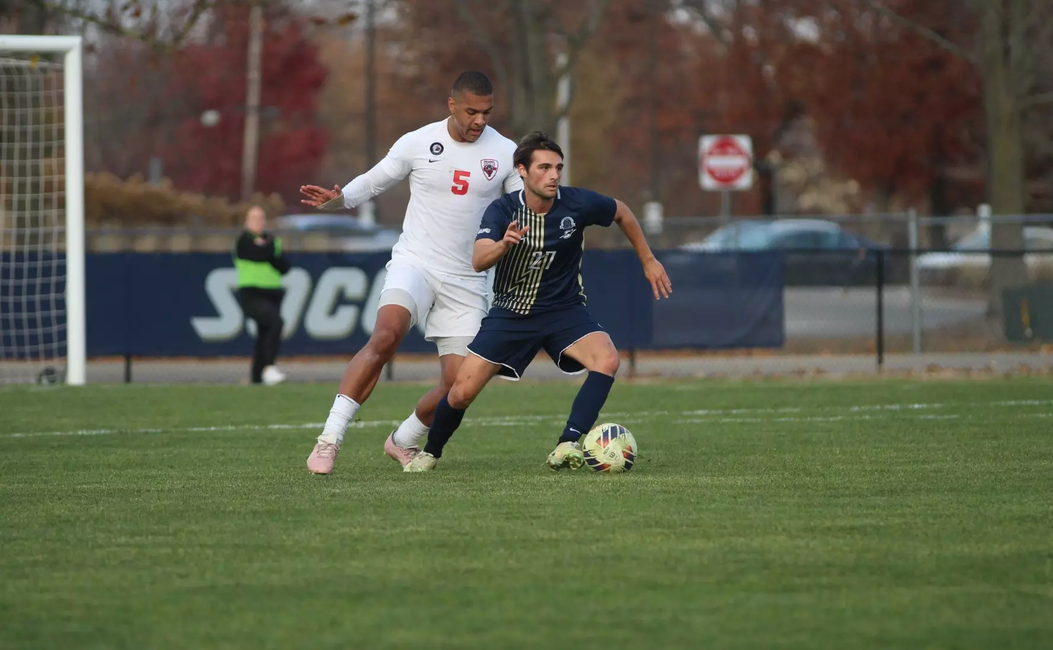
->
<box><xmin>403</xmin><ymin>131</ymin><xmax>672</xmax><ymax>472</ymax></box>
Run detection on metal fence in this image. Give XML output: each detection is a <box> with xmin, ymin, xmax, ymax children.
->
<box><xmin>76</xmin><ymin>214</ymin><xmax>1053</xmax><ymax>369</ymax></box>
<box><xmin>769</xmin><ymin>248</ymin><xmax>1049</xmax><ymax>361</ymax></box>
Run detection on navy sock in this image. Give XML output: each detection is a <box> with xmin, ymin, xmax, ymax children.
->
<box><xmin>560</xmin><ymin>372</ymin><xmax>615</xmax><ymax>443</ymax></box>
<box><xmin>423</xmin><ymin>396</ymin><xmax>466</xmax><ymax>458</ymax></box>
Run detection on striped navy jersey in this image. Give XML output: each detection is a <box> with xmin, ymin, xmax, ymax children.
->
<box><xmin>476</xmin><ymin>187</ymin><xmax>617</xmax><ymax>315</ymax></box>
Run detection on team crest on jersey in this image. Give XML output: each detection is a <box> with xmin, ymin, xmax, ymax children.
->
<box><xmin>480</xmin><ymin>158</ymin><xmax>499</xmax><ymax>181</ymax></box>
<box><xmin>559</xmin><ymin>216</ymin><xmax>576</xmax><ymax>240</ymax></box>
<box><xmin>430</xmin><ymin>142</ymin><xmax>444</xmax><ymax>156</ymax></box>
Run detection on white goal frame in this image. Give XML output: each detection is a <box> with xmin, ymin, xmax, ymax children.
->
<box><xmin>0</xmin><ymin>35</ymin><xmax>85</xmax><ymax>385</ymax></box>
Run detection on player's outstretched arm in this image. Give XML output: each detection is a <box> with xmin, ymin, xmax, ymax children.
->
<box><xmin>300</xmin><ymin>136</ymin><xmax>414</xmax><ymax>211</ymax></box>
<box><xmin>613</xmin><ymin>200</ymin><xmax>672</xmax><ymax>299</ymax></box>
<box><xmin>473</xmin><ymin>220</ymin><xmax>528</xmax><ymax>272</ymax></box>
<box><xmin>299</xmin><ymin>184</ymin><xmax>344</xmax><ymax>210</ymax></box>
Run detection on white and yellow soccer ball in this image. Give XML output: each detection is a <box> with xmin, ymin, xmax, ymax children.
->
<box><xmin>582</xmin><ymin>422</ymin><xmax>637</xmax><ymax>473</ymax></box>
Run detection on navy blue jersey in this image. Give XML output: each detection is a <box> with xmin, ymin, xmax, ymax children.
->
<box><xmin>476</xmin><ymin>187</ymin><xmax>617</xmax><ymax>315</ymax></box>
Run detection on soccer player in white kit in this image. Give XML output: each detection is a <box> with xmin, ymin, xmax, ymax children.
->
<box><xmin>298</xmin><ymin>71</ymin><xmax>522</xmax><ymax>474</ymax></box>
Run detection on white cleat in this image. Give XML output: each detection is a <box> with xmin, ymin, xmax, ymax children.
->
<box><xmin>546</xmin><ymin>441</ymin><xmax>584</xmax><ymax>471</ymax></box>
<box><xmin>403</xmin><ymin>451</ymin><xmax>438</xmax><ymax>473</ymax></box>
<box><xmin>262</xmin><ymin>365</ymin><xmax>287</xmax><ymax>385</ymax></box>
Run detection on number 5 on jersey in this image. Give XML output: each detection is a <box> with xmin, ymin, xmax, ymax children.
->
<box><xmin>451</xmin><ymin>170</ymin><xmax>470</xmax><ymax>195</ymax></box>
<box><xmin>529</xmin><ymin>251</ymin><xmax>556</xmax><ymax>270</ymax></box>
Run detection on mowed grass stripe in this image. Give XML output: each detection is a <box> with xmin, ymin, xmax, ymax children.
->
<box><xmin>1</xmin><ymin>379</ymin><xmax>1051</xmax><ymax>649</ymax></box>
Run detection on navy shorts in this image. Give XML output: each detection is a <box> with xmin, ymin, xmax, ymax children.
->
<box><xmin>467</xmin><ymin>304</ymin><xmax>606</xmax><ymax>380</ymax></box>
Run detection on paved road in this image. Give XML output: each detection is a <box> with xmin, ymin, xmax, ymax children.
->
<box><xmin>74</xmin><ymin>351</ymin><xmax>1053</xmax><ymax>384</ymax></box>
<box><xmin>785</xmin><ymin>288</ymin><xmax>986</xmax><ymax>338</ymax></box>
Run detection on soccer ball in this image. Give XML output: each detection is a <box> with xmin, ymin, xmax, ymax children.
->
<box><xmin>582</xmin><ymin>422</ymin><xmax>637</xmax><ymax>473</ymax></box>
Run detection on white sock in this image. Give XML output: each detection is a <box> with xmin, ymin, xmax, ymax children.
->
<box><xmin>318</xmin><ymin>395</ymin><xmax>360</xmax><ymax>446</ymax></box>
<box><xmin>392</xmin><ymin>411</ymin><xmax>430</xmax><ymax>449</ymax></box>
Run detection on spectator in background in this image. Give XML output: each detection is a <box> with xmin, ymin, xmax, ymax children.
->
<box><xmin>234</xmin><ymin>206</ymin><xmax>290</xmax><ymax>385</ymax></box>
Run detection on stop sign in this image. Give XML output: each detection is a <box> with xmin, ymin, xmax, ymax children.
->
<box><xmin>699</xmin><ymin>135</ymin><xmax>754</xmax><ymax>191</ymax></box>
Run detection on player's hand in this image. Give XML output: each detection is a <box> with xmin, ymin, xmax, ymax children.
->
<box><xmin>502</xmin><ymin>220</ymin><xmax>529</xmax><ymax>247</ymax></box>
<box><xmin>299</xmin><ymin>184</ymin><xmax>341</xmax><ymax>208</ymax></box>
<box><xmin>643</xmin><ymin>257</ymin><xmax>672</xmax><ymax>299</ymax></box>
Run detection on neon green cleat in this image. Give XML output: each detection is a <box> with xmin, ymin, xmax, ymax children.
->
<box><xmin>546</xmin><ymin>441</ymin><xmax>584</xmax><ymax>471</ymax></box>
<box><xmin>403</xmin><ymin>451</ymin><xmax>438</xmax><ymax>473</ymax></box>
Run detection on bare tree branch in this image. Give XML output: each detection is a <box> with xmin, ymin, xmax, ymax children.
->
<box><xmin>554</xmin><ymin>0</ymin><xmax>611</xmax><ymax>79</ymax></box>
<box><xmin>40</xmin><ymin>1</ymin><xmax>351</xmax><ymax>49</ymax></box>
<box><xmin>1031</xmin><ymin>3</ymin><xmax>1053</xmax><ymax>63</ymax></box>
<box><xmin>451</xmin><ymin>0</ymin><xmax>511</xmax><ymax>92</ymax></box>
<box><xmin>1007</xmin><ymin>0</ymin><xmax>1033</xmax><ymax>101</ymax></box>
<box><xmin>1022</xmin><ymin>91</ymin><xmax>1053</xmax><ymax>109</ymax></box>
<box><xmin>42</xmin><ymin>1</ymin><xmax>155</xmax><ymax>41</ymax></box>
<box><xmin>677</xmin><ymin>0</ymin><xmax>731</xmax><ymax>47</ymax></box>
<box><xmin>165</xmin><ymin>0</ymin><xmax>211</xmax><ymax>50</ymax></box>
<box><xmin>42</xmin><ymin>0</ymin><xmax>217</xmax><ymax>47</ymax></box>
<box><xmin>860</xmin><ymin>0</ymin><xmax>979</xmax><ymax>66</ymax></box>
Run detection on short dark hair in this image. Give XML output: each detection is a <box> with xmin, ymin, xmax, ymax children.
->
<box><xmin>452</xmin><ymin>71</ymin><xmax>493</xmax><ymax>97</ymax></box>
<box><xmin>514</xmin><ymin>131</ymin><xmax>563</xmax><ymax>170</ymax></box>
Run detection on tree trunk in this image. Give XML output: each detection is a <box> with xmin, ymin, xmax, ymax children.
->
<box><xmin>18</xmin><ymin>0</ymin><xmax>51</xmax><ymax>34</ymax></box>
<box><xmin>980</xmin><ymin>0</ymin><xmax>1028</xmax><ymax>318</ymax></box>
<box><xmin>505</xmin><ymin>3</ymin><xmax>559</xmax><ymax>136</ymax></box>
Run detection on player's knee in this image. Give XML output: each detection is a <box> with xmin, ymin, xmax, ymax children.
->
<box><xmin>447</xmin><ymin>381</ymin><xmax>478</xmax><ymax>409</ymax></box>
<box><xmin>593</xmin><ymin>350</ymin><xmax>620</xmax><ymax>376</ymax></box>
<box><xmin>367</xmin><ymin>325</ymin><xmax>403</xmax><ymax>359</ymax></box>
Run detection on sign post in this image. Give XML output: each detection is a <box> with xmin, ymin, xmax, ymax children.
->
<box><xmin>699</xmin><ymin>135</ymin><xmax>754</xmax><ymax>223</ymax></box>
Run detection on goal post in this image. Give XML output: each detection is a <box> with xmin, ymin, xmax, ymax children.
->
<box><xmin>0</xmin><ymin>35</ymin><xmax>85</xmax><ymax>385</ymax></box>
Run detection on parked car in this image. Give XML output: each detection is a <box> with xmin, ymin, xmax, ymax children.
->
<box><xmin>275</xmin><ymin>214</ymin><xmax>401</xmax><ymax>252</ymax></box>
<box><xmin>916</xmin><ymin>226</ymin><xmax>1053</xmax><ymax>284</ymax></box>
<box><xmin>678</xmin><ymin>219</ymin><xmax>900</xmax><ymax>285</ymax></box>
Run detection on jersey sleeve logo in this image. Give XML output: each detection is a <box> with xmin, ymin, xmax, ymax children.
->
<box><xmin>430</xmin><ymin>142</ymin><xmax>444</xmax><ymax>156</ymax></box>
<box><xmin>480</xmin><ymin>158</ymin><xmax>499</xmax><ymax>181</ymax></box>
<box><xmin>559</xmin><ymin>216</ymin><xmax>577</xmax><ymax>240</ymax></box>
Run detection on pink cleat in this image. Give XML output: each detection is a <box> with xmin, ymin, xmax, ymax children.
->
<box><xmin>384</xmin><ymin>432</ymin><xmax>420</xmax><ymax>467</ymax></box>
<box><xmin>306</xmin><ymin>442</ymin><xmax>339</xmax><ymax>474</ymax></box>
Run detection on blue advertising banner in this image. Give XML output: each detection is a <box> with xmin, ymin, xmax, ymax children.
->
<box><xmin>85</xmin><ymin>252</ymin><xmax>423</xmax><ymax>356</ymax></box>
<box><xmin>652</xmin><ymin>250</ymin><xmax>785</xmax><ymax>349</ymax></box>
<box><xmin>3</xmin><ymin>251</ymin><xmax>784</xmax><ymax>357</ymax></box>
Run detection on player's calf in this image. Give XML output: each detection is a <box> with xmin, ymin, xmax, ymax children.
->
<box><xmin>559</xmin><ymin>371</ymin><xmax>616</xmax><ymax>445</ymax></box>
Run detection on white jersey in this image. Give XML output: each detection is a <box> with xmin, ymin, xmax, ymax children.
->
<box><xmin>340</xmin><ymin>120</ymin><xmax>521</xmax><ymax>277</ymax></box>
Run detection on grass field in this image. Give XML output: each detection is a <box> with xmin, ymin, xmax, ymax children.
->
<box><xmin>2</xmin><ymin>378</ymin><xmax>1052</xmax><ymax>649</ymax></box>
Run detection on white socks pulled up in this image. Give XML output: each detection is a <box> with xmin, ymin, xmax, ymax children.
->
<box><xmin>317</xmin><ymin>394</ymin><xmax>360</xmax><ymax>446</ymax></box>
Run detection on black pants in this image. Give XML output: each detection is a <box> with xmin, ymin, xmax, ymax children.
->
<box><xmin>238</xmin><ymin>288</ymin><xmax>284</xmax><ymax>383</ymax></box>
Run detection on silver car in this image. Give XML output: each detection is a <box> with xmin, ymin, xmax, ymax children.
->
<box><xmin>275</xmin><ymin>214</ymin><xmax>401</xmax><ymax>252</ymax></box>
<box><xmin>916</xmin><ymin>226</ymin><xmax>1053</xmax><ymax>283</ymax></box>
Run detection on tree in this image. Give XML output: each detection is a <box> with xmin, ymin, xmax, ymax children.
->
<box><xmin>312</xmin><ymin>23</ymin><xmax>433</xmax><ymax>223</ymax></box>
<box><xmin>580</xmin><ymin>0</ymin><xmax>811</xmax><ymax>217</ymax></box>
<box><xmin>23</xmin><ymin>0</ymin><xmax>358</xmax><ymax>47</ymax></box>
<box><xmin>87</xmin><ymin>3</ymin><xmax>329</xmax><ymax>204</ymax></box>
<box><xmin>796</xmin><ymin>1</ymin><xmax>985</xmax><ymax>217</ymax></box>
<box><xmin>862</xmin><ymin>0</ymin><xmax>1053</xmax><ymax>315</ymax></box>
<box><xmin>389</xmin><ymin>0</ymin><xmax>612</xmax><ymax>137</ymax></box>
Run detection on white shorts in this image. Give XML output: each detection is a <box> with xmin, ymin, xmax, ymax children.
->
<box><xmin>378</xmin><ymin>260</ymin><xmax>489</xmax><ymax>349</ymax></box>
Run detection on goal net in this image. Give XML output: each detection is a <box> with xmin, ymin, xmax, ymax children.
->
<box><xmin>0</xmin><ymin>36</ymin><xmax>84</xmax><ymax>385</ymax></box>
